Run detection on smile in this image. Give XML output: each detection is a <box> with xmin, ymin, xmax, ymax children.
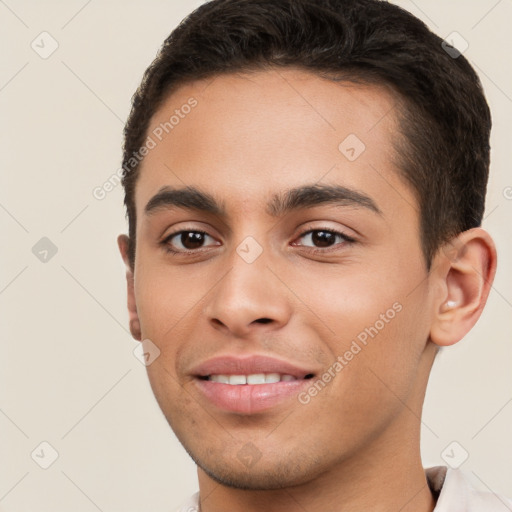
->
<box><xmin>202</xmin><ymin>373</ymin><xmax>305</xmax><ymax>384</ymax></box>
<box><xmin>191</xmin><ymin>355</ymin><xmax>318</xmax><ymax>414</ymax></box>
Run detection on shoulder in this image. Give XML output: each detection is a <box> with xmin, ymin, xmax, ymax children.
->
<box><xmin>427</xmin><ymin>466</ymin><xmax>512</xmax><ymax>511</ymax></box>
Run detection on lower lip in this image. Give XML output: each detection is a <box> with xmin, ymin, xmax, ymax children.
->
<box><xmin>195</xmin><ymin>378</ymin><xmax>311</xmax><ymax>414</ymax></box>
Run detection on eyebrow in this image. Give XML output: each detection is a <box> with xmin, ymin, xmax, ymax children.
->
<box><xmin>145</xmin><ymin>186</ymin><xmax>224</xmax><ymax>216</ymax></box>
<box><xmin>144</xmin><ymin>183</ymin><xmax>381</xmax><ymax>217</ymax></box>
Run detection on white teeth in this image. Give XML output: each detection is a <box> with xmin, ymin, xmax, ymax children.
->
<box><xmin>210</xmin><ymin>374</ymin><xmax>229</xmax><ymax>384</ymax></box>
<box><xmin>229</xmin><ymin>375</ymin><xmax>247</xmax><ymax>385</ymax></box>
<box><xmin>207</xmin><ymin>373</ymin><xmax>299</xmax><ymax>385</ymax></box>
<box><xmin>247</xmin><ymin>373</ymin><xmax>266</xmax><ymax>384</ymax></box>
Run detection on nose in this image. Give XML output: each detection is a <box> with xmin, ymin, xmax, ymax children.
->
<box><xmin>203</xmin><ymin>249</ymin><xmax>293</xmax><ymax>338</ymax></box>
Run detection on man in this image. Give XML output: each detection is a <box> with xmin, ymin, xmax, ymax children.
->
<box><xmin>117</xmin><ymin>0</ymin><xmax>510</xmax><ymax>510</ymax></box>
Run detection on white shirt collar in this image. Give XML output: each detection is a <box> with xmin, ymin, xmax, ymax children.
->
<box><xmin>427</xmin><ymin>465</ymin><xmax>512</xmax><ymax>511</ymax></box>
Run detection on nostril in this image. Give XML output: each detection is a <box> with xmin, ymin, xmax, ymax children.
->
<box><xmin>255</xmin><ymin>318</ymin><xmax>272</xmax><ymax>324</ymax></box>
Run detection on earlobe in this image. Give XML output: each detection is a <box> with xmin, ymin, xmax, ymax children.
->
<box><xmin>117</xmin><ymin>234</ymin><xmax>142</xmax><ymax>341</ymax></box>
<box><xmin>429</xmin><ymin>228</ymin><xmax>497</xmax><ymax>347</ymax></box>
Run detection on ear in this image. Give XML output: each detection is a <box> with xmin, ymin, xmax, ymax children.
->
<box><xmin>117</xmin><ymin>234</ymin><xmax>141</xmax><ymax>341</ymax></box>
<box><xmin>429</xmin><ymin>228</ymin><xmax>497</xmax><ymax>347</ymax></box>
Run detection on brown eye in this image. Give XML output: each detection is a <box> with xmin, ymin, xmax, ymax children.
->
<box><xmin>296</xmin><ymin>229</ymin><xmax>353</xmax><ymax>249</ymax></box>
<box><xmin>310</xmin><ymin>231</ymin><xmax>337</xmax><ymax>247</ymax></box>
<box><xmin>164</xmin><ymin>230</ymin><xmax>219</xmax><ymax>252</ymax></box>
<box><xmin>180</xmin><ymin>232</ymin><xmax>206</xmax><ymax>249</ymax></box>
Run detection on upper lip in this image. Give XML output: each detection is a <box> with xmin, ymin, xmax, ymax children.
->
<box><xmin>191</xmin><ymin>355</ymin><xmax>316</xmax><ymax>379</ymax></box>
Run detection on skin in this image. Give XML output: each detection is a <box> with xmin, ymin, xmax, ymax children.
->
<box><xmin>118</xmin><ymin>68</ymin><xmax>496</xmax><ymax>511</ymax></box>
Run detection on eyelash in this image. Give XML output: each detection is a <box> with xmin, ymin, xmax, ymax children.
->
<box><xmin>161</xmin><ymin>227</ymin><xmax>356</xmax><ymax>256</ymax></box>
<box><xmin>292</xmin><ymin>227</ymin><xmax>356</xmax><ymax>254</ymax></box>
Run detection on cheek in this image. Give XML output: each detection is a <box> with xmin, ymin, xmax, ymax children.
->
<box><xmin>295</xmin><ymin>300</ymin><xmax>429</xmax><ymax>450</ymax></box>
<box><xmin>145</xmin><ymin>361</ymin><xmax>202</xmax><ymax>443</ymax></box>
<box><xmin>288</xmin><ymin>263</ymin><xmax>403</xmax><ymax>343</ymax></box>
<box><xmin>134</xmin><ymin>261</ymin><xmax>205</xmax><ymax>340</ymax></box>
<box><xmin>292</xmin><ymin>261</ymin><xmax>431</xmax><ymax>395</ymax></box>
<box><xmin>133</xmin><ymin>263</ymin><xmax>217</xmax><ymax>393</ymax></box>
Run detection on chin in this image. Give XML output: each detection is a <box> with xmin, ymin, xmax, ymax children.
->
<box><xmin>187</xmin><ymin>444</ymin><xmax>330</xmax><ymax>491</ymax></box>
<box><xmin>198</xmin><ymin>462</ymin><xmax>309</xmax><ymax>490</ymax></box>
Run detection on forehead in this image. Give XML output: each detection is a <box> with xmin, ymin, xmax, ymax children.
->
<box><xmin>135</xmin><ymin>67</ymin><xmax>411</xmax><ymax>218</ymax></box>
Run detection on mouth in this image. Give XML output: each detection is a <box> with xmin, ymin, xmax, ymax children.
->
<box><xmin>199</xmin><ymin>373</ymin><xmax>315</xmax><ymax>384</ymax></box>
<box><xmin>191</xmin><ymin>355</ymin><xmax>317</xmax><ymax>414</ymax></box>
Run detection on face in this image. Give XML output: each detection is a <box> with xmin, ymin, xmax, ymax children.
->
<box><xmin>124</xmin><ymin>68</ymin><xmax>439</xmax><ymax>489</ymax></box>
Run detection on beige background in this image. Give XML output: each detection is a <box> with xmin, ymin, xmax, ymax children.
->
<box><xmin>1</xmin><ymin>1</ymin><xmax>511</xmax><ymax>510</ymax></box>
